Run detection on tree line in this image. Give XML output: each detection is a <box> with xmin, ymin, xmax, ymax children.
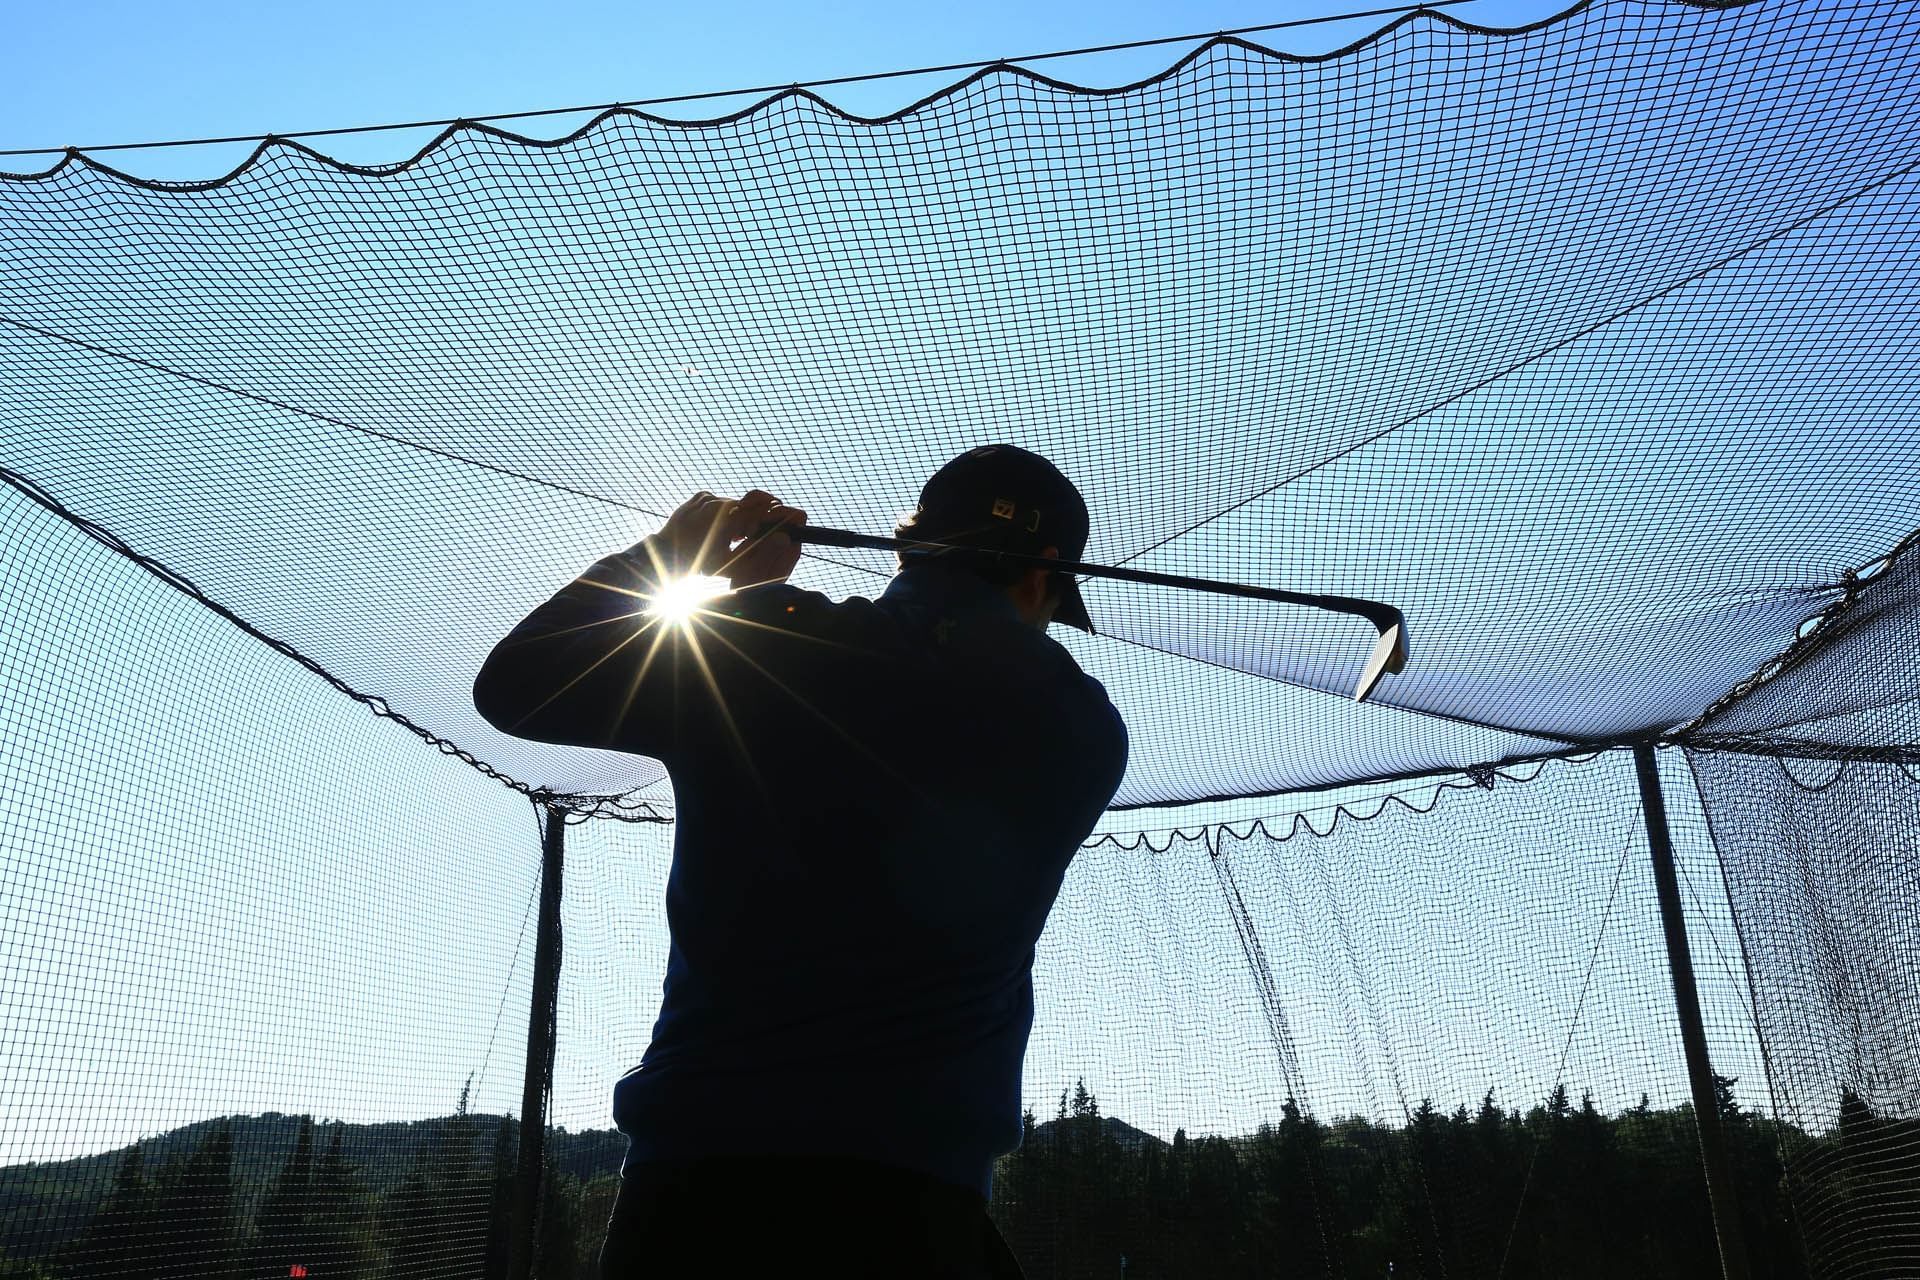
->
<box><xmin>4</xmin><ymin>1083</ymin><xmax>605</xmax><ymax>1280</ymax></box>
<box><xmin>993</xmin><ymin>1075</ymin><xmax>1816</xmax><ymax>1279</ymax></box>
<box><xmin>5</xmin><ymin>1077</ymin><xmax>1913</xmax><ymax>1278</ymax></box>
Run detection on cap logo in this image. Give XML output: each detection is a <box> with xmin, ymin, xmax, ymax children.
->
<box><xmin>1026</xmin><ymin>508</ymin><xmax>1042</xmax><ymax>532</ymax></box>
<box><xmin>991</xmin><ymin>497</ymin><xmax>1016</xmax><ymax>520</ymax></box>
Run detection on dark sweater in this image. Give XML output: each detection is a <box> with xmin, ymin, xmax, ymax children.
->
<box><xmin>473</xmin><ymin>546</ymin><xmax>1128</xmax><ymax>1196</ymax></box>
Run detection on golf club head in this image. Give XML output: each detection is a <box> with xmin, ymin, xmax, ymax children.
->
<box><xmin>1353</xmin><ymin>620</ymin><xmax>1409</xmax><ymax>703</ymax></box>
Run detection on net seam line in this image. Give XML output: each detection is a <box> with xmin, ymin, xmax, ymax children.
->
<box><xmin>1494</xmin><ymin>823</ymin><xmax>1636</xmax><ymax>1279</ymax></box>
<box><xmin>1677</xmin><ymin>745</ymin><xmax>1820</xmax><ymax>1272</ymax></box>
<box><xmin>0</xmin><ymin>324</ymin><xmax>1611</xmax><ymax>752</ymax></box>
<box><xmin>0</xmin><ymin>314</ymin><xmax>1599</xmax><ymax>814</ymax></box>
<box><xmin>0</xmin><ymin>315</ymin><xmax>683</xmax><ymax>523</ymax></box>
<box><xmin>1677</xmin><ymin>523</ymin><xmax>1920</xmax><ymax>737</ymax></box>
<box><xmin>1086</xmin><ymin>751</ymin><xmax>1613</xmax><ymax>847</ymax></box>
<box><xmin>0</xmin><ymin>310</ymin><xmax>1597</xmax><ymax>744</ymax></box>
<box><xmin>1098</xmin><ymin>735</ymin><xmax>1671</xmax><ymax>817</ymax></box>
<box><xmin>0</xmin><ymin>0</ymin><xmax>1757</xmax><ymax>175</ymax></box>
<box><xmin>0</xmin><ymin>462</ymin><xmax>673</xmax><ymax>824</ymax></box>
<box><xmin>0</xmin><ymin>453</ymin><xmax>1644</xmax><ymax>824</ymax></box>
<box><xmin>469</xmin><ymin>843</ymin><xmax>546</xmax><ymax>1098</ymax></box>
<box><xmin>0</xmin><ymin>312</ymin><xmax>904</xmax><ymax>584</ymax></box>
<box><xmin>1110</xmin><ymin>151</ymin><xmax>1920</xmax><ymax>573</ymax></box>
<box><xmin>1207</xmin><ymin>844</ymin><xmax>1339</xmax><ymax>1272</ymax></box>
<box><xmin>0</xmin><ymin>453</ymin><xmax>1676</xmax><ymax>820</ymax></box>
<box><xmin>1683</xmin><ymin>738</ymin><xmax>1920</xmax><ymax>768</ymax></box>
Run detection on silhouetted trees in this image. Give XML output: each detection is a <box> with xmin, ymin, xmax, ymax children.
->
<box><xmin>986</xmin><ymin>1081</ymin><xmax>1814</xmax><ymax>1279</ymax></box>
<box><xmin>136</xmin><ymin>1119</ymin><xmax>241</xmax><ymax>1279</ymax></box>
<box><xmin>53</xmin><ymin>1147</ymin><xmax>149</xmax><ymax>1276</ymax></box>
<box><xmin>27</xmin><ymin>1080</ymin><xmax>1920</xmax><ymax>1278</ymax></box>
<box><xmin>306</xmin><ymin>1125</ymin><xmax>378</xmax><ymax>1279</ymax></box>
<box><xmin>249</xmin><ymin>1114</ymin><xmax>313</xmax><ymax>1279</ymax></box>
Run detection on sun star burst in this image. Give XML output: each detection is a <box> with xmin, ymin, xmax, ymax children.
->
<box><xmin>645</xmin><ymin>574</ymin><xmax>727</xmax><ymax>625</ymax></box>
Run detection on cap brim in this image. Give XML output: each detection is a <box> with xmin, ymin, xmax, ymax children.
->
<box><xmin>1054</xmin><ymin>575</ymin><xmax>1094</xmax><ymax>634</ymax></box>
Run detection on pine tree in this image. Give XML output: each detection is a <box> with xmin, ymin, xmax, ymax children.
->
<box><xmin>378</xmin><ymin>1085</ymin><xmax>489</xmax><ymax>1279</ymax></box>
<box><xmin>309</xmin><ymin>1125</ymin><xmax>378</xmax><ymax>1278</ymax></box>
<box><xmin>252</xmin><ymin>1114</ymin><xmax>315</xmax><ymax>1278</ymax></box>
<box><xmin>154</xmin><ymin>1121</ymin><xmax>240</xmax><ymax>1279</ymax></box>
<box><xmin>482</xmin><ymin>1117</ymin><xmax>518</xmax><ymax>1280</ymax></box>
<box><xmin>1475</xmin><ymin>1089</ymin><xmax>1503</xmax><ymax>1143</ymax></box>
<box><xmin>1712</xmin><ymin>1072</ymin><xmax>1743</xmax><ymax>1122</ymax></box>
<box><xmin>60</xmin><ymin>1145</ymin><xmax>152</xmax><ymax>1276</ymax></box>
<box><xmin>536</xmin><ymin>1170</ymin><xmax>584</xmax><ymax>1280</ymax></box>
<box><xmin>0</xmin><ymin>1251</ymin><xmax>55</xmax><ymax>1279</ymax></box>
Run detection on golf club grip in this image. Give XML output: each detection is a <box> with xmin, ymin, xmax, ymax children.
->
<box><xmin>782</xmin><ymin>523</ymin><xmax>1406</xmax><ymax>637</ymax></box>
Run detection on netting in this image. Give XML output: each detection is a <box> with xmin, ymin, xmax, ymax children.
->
<box><xmin>538</xmin><ymin>748</ymin><xmax>1792</xmax><ymax>1277</ymax></box>
<box><xmin>0</xmin><ymin>485</ymin><xmax>542</xmax><ymax>1276</ymax></box>
<box><xmin>1683</xmin><ymin>534</ymin><xmax>1920</xmax><ymax>1278</ymax></box>
<box><xmin>3</xmin><ymin>0</ymin><xmax>1919</xmax><ymax>1276</ymax></box>
<box><xmin>5</xmin><ymin>0</ymin><xmax>1919</xmax><ymax>812</ymax></box>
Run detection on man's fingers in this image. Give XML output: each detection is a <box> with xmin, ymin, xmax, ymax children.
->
<box><xmin>657</xmin><ymin>490</ymin><xmax>800</xmax><ymax>577</ymax></box>
<box><xmin>671</xmin><ymin>490</ymin><xmax>717</xmax><ymax>520</ymax></box>
<box><xmin>729</xmin><ymin>490</ymin><xmax>775</xmax><ymax>530</ymax></box>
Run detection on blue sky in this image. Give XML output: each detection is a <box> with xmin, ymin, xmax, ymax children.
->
<box><xmin>2</xmin><ymin>0</ymin><xmax>1570</xmax><ymax>179</ymax></box>
<box><xmin>0</xmin><ymin>0</ymin><xmax>1787</xmax><ymax>1168</ymax></box>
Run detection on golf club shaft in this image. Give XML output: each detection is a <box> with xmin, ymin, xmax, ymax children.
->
<box><xmin>785</xmin><ymin>523</ymin><xmax>1406</xmax><ymax>636</ymax></box>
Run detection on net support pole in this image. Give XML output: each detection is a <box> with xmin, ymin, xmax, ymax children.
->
<box><xmin>1633</xmin><ymin>742</ymin><xmax>1751</xmax><ymax>1280</ymax></box>
<box><xmin>508</xmin><ymin>802</ymin><xmax>566</xmax><ymax>1280</ymax></box>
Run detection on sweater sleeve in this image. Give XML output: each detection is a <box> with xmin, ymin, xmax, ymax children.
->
<box><xmin>471</xmin><ymin>537</ymin><xmax>832</xmax><ymax>763</ymax></box>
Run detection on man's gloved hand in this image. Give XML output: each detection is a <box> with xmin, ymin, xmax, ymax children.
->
<box><xmin>642</xmin><ymin>489</ymin><xmax>808</xmax><ymax>591</ymax></box>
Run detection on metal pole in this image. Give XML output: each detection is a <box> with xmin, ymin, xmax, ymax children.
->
<box><xmin>1633</xmin><ymin>743</ymin><xmax>1751</xmax><ymax>1280</ymax></box>
<box><xmin>508</xmin><ymin>803</ymin><xmax>566</xmax><ymax>1280</ymax></box>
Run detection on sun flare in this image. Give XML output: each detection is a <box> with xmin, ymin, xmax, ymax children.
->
<box><xmin>645</xmin><ymin>575</ymin><xmax>727</xmax><ymax>625</ymax></box>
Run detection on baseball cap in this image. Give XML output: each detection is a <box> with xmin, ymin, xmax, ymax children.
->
<box><xmin>895</xmin><ymin>444</ymin><xmax>1095</xmax><ymax>633</ymax></box>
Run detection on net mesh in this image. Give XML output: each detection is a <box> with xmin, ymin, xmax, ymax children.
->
<box><xmin>4</xmin><ymin>0</ymin><xmax>1919</xmax><ymax>810</ymax></box>
<box><xmin>3</xmin><ymin>0</ymin><xmax>1919</xmax><ymax>1276</ymax></box>
<box><xmin>1682</xmin><ymin>534</ymin><xmax>1920</xmax><ymax>1278</ymax></box>
<box><xmin>0</xmin><ymin>485</ymin><xmax>542</xmax><ymax>1277</ymax></box>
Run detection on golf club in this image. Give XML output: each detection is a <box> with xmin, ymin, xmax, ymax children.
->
<box><xmin>769</xmin><ymin>523</ymin><xmax>1409</xmax><ymax>702</ymax></box>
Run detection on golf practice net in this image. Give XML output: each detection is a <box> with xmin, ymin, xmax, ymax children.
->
<box><xmin>2</xmin><ymin>0</ymin><xmax>1917</xmax><ymax>1275</ymax></box>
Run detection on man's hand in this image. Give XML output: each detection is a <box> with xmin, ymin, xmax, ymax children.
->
<box><xmin>647</xmin><ymin>489</ymin><xmax>807</xmax><ymax>591</ymax></box>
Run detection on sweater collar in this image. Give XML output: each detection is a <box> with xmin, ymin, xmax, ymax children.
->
<box><xmin>879</xmin><ymin>561</ymin><xmax>1024</xmax><ymax>623</ymax></box>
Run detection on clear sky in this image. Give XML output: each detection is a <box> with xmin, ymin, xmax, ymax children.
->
<box><xmin>2</xmin><ymin>0</ymin><xmax>1570</xmax><ymax>179</ymax></box>
<box><xmin>0</xmin><ymin>0</ymin><xmax>1781</xmax><ymax>1170</ymax></box>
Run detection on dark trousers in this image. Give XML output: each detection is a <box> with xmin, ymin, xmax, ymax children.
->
<box><xmin>598</xmin><ymin>1154</ymin><xmax>1027</xmax><ymax>1278</ymax></box>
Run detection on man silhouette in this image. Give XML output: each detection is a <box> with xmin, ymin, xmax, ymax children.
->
<box><xmin>474</xmin><ymin>445</ymin><xmax>1128</xmax><ymax>1277</ymax></box>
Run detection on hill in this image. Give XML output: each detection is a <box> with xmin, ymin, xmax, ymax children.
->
<box><xmin>0</xmin><ymin>1111</ymin><xmax>624</xmax><ymax>1265</ymax></box>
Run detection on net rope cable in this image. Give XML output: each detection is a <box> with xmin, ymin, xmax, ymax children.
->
<box><xmin>4</xmin><ymin>0</ymin><xmax>1919</xmax><ymax>813</ymax></box>
<box><xmin>2</xmin><ymin>0</ymin><xmax>1919</xmax><ymax>1276</ymax></box>
<box><xmin>0</xmin><ymin>1</ymin><xmax>1482</xmax><ymax>159</ymax></box>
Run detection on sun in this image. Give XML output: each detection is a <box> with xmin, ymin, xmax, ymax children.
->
<box><xmin>644</xmin><ymin>574</ymin><xmax>727</xmax><ymax>625</ymax></box>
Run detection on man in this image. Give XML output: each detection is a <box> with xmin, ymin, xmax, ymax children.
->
<box><xmin>473</xmin><ymin>445</ymin><xmax>1128</xmax><ymax>1277</ymax></box>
